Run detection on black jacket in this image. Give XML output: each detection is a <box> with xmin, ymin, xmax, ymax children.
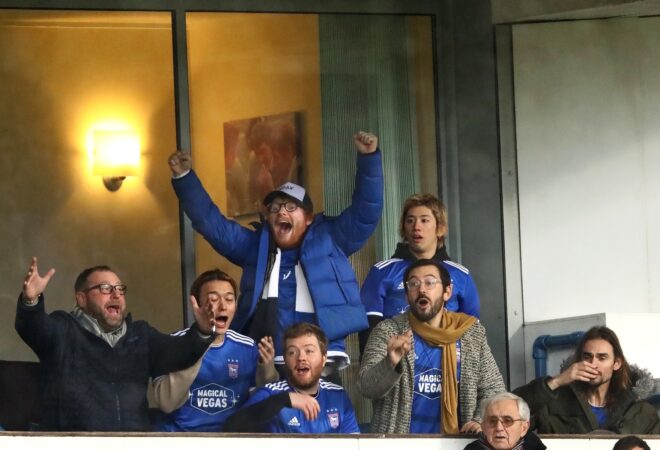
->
<box><xmin>15</xmin><ymin>294</ymin><xmax>211</xmax><ymax>431</ymax></box>
<box><xmin>463</xmin><ymin>431</ymin><xmax>546</xmax><ymax>450</ymax></box>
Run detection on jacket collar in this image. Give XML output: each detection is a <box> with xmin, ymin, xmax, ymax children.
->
<box><xmin>391</xmin><ymin>242</ymin><xmax>451</xmax><ymax>262</ymax></box>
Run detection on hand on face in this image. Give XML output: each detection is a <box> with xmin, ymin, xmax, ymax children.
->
<box><xmin>190</xmin><ymin>294</ymin><xmax>215</xmax><ymax>335</ymax></box>
<box><xmin>549</xmin><ymin>360</ymin><xmax>600</xmax><ymax>390</ymax></box>
<box><xmin>192</xmin><ymin>280</ymin><xmax>237</xmax><ymax>336</ymax></box>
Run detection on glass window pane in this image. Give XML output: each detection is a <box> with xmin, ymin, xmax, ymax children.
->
<box><xmin>0</xmin><ymin>10</ymin><xmax>182</xmax><ymax>363</ymax></box>
<box><xmin>186</xmin><ymin>11</ymin><xmax>436</xmax><ymax>282</ymax></box>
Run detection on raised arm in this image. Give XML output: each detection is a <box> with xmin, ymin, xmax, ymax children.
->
<box><xmin>330</xmin><ymin>132</ymin><xmax>384</xmax><ymax>256</ymax></box>
<box><xmin>15</xmin><ymin>257</ymin><xmax>58</xmax><ymax>357</ymax></box>
<box><xmin>256</xmin><ymin>336</ymin><xmax>279</xmax><ymax>387</ymax></box>
<box><xmin>168</xmin><ymin>151</ymin><xmax>256</xmax><ymax>265</ymax></box>
<box><xmin>22</xmin><ymin>256</ymin><xmax>55</xmax><ymax>304</ymax></box>
<box><xmin>358</xmin><ymin>323</ymin><xmax>410</xmax><ymax>399</ymax></box>
<box><xmin>147</xmin><ymin>295</ymin><xmax>214</xmax><ymax>379</ymax></box>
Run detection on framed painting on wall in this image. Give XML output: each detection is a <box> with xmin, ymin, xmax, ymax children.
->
<box><xmin>223</xmin><ymin>112</ymin><xmax>302</xmax><ymax>217</ymax></box>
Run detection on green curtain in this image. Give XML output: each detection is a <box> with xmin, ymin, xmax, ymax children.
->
<box><xmin>318</xmin><ymin>14</ymin><xmax>422</xmax><ymax>425</ymax></box>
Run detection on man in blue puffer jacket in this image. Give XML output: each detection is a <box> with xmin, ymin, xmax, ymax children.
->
<box><xmin>168</xmin><ymin>131</ymin><xmax>383</xmax><ymax>377</ymax></box>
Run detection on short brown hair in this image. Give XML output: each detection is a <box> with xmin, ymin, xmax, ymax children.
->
<box><xmin>400</xmin><ymin>194</ymin><xmax>448</xmax><ymax>246</ymax></box>
<box><xmin>74</xmin><ymin>265</ymin><xmax>114</xmax><ymax>292</ymax></box>
<box><xmin>190</xmin><ymin>269</ymin><xmax>237</xmax><ymax>304</ymax></box>
<box><xmin>283</xmin><ymin>322</ymin><xmax>328</xmax><ymax>356</ymax></box>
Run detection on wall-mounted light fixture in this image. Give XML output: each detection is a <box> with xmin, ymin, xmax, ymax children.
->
<box><xmin>92</xmin><ymin>130</ymin><xmax>140</xmax><ymax>191</ymax></box>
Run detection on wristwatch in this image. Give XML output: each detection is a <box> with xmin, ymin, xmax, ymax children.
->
<box><xmin>22</xmin><ymin>293</ymin><xmax>39</xmax><ymax>306</ymax></box>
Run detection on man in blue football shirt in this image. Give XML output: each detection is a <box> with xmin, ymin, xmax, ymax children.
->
<box><xmin>224</xmin><ymin>323</ymin><xmax>359</xmax><ymax>433</ymax></box>
<box><xmin>153</xmin><ymin>269</ymin><xmax>278</xmax><ymax>431</ymax></box>
<box><xmin>359</xmin><ymin>194</ymin><xmax>480</xmax><ymax>356</ymax></box>
<box><xmin>359</xmin><ymin>258</ymin><xmax>504</xmax><ymax>434</ymax></box>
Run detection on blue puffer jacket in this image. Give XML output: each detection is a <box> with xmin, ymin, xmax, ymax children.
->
<box><xmin>172</xmin><ymin>150</ymin><xmax>383</xmax><ymax>343</ymax></box>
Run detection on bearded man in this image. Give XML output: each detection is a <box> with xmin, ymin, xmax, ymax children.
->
<box><xmin>359</xmin><ymin>258</ymin><xmax>504</xmax><ymax>434</ymax></box>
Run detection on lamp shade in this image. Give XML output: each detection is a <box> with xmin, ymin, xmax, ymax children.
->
<box><xmin>92</xmin><ymin>130</ymin><xmax>140</xmax><ymax>177</ymax></box>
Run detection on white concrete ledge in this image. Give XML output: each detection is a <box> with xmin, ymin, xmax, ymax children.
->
<box><xmin>1</xmin><ymin>432</ymin><xmax>658</xmax><ymax>450</ymax></box>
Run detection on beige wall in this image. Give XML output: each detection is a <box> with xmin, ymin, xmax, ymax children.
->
<box><xmin>186</xmin><ymin>13</ymin><xmax>323</xmax><ymax>282</ymax></box>
<box><xmin>0</xmin><ymin>11</ymin><xmax>184</xmax><ymax>361</ymax></box>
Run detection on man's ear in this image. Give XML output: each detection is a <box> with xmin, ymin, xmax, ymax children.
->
<box><xmin>520</xmin><ymin>420</ymin><xmax>530</xmax><ymax>437</ymax></box>
<box><xmin>75</xmin><ymin>291</ymin><xmax>87</xmax><ymax>310</ymax></box>
<box><xmin>443</xmin><ymin>283</ymin><xmax>453</xmax><ymax>302</ymax></box>
<box><xmin>305</xmin><ymin>212</ymin><xmax>313</xmax><ymax>226</ymax></box>
<box><xmin>436</xmin><ymin>224</ymin><xmax>447</xmax><ymax>240</ymax></box>
<box><xmin>613</xmin><ymin>357</ymin><xmax>622</xmax><ymax>371</ymax></box>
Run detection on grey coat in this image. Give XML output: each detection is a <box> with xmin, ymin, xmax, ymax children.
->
<box><xmin>358</xmin><ymin>314</ymin><xmax>505</xmax><ymax>434</ymax></box>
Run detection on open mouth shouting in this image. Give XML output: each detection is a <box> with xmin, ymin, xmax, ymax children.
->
<box><xmin>214</xmin><ymin>314</ymin><xmax>230</xmax><ymax>331</ymax></box>
<box><xmin>105</xmin><ymin>303</ymin><xmax>123</xmax><ymax>318</ymax></box>
<box><xmin>275</xmin><ymin>219</ymin><xmax>293</xmax><ymax>237</ymax></box>
<box><xmin>294</xmin><ymin>364</ymin><xmax>311</xmax><ymax>378</ymax></box>
<box><xmin>415</xmin><ymin>296</ymin><xmax>431</xmax><ymax>310</ymax></box>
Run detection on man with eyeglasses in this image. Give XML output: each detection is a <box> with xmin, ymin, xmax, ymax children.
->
<box><xmin>224</xmin><ymin>323</ymin><xmax>359</xmax><ymax>433</ymax></box>
<box><xmin>168</xmin><ymin>131</ymin><xmax>383</xmax><ymax>380</ymax></box>
<box><xmin>14</xmin><ymin>257</ymin><xmax>215</xmax><ymax>431</ymax></box>
<box><xmin>359</xmin><ymin>258</ymin><xmax>504</xmax><ymax>434</ymax></box>
<box><xmin>359</xmin><ymin>193</ymin><xmax>481</xmax><ymax>357</ymax></box>
<box><xmin>464</xmin><ymin>392</ymin><xmax>546</xmax><ymax>450</ymax></box>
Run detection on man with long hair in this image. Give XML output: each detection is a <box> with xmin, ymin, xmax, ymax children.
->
<box><xmin>514</xmin><ymin>326</ymin><xmax>660</xmax><ymax>434</ymax></box>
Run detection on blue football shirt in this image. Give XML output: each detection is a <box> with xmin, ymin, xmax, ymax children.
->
<box><xmin>156</xmin><ymin>330</ymin><xmax>258</xmax><ymax>431</ymax></box>
<box><xmin>409</xmin><ymin>334</ymin><xmax>462</xmax><ymax>433</ymax></box>
<box><xmin>240</xmin><ymin>379</ymin><xmax>360</xmax><ymax>433</ymax></box>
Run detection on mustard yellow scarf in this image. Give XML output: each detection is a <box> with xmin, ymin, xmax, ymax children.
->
<box><xmin>408</xmin><ymin>310</ymin><xmax>476</xmax><ymax>434</ymax></box>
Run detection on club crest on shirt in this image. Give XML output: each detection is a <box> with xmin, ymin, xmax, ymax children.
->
<box><xmin>228</xmin><ymin>360</ymin><xmax>239</xmax><ymax>379</ymax></box>
<box><xmin>327</xmin><ymin>411</ymin><xmax>340</xmax><ymax>429</ymax></box>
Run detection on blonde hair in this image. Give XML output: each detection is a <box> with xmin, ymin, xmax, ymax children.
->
<box><xmin>399</xmin><ymin>194</ymin><xmax>448</xmax><ymax>246</ymax></box>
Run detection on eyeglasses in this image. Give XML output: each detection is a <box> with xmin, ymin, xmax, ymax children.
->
<box><xmin>84</xmin><ymin>283</ymin><xmax>127</xmax><ymax>295</ymax></box>
<box><xmin>405</xmin><ymin>276</ymin><xmax>441</xmax><ymax>291</ymax></box>
<box><xmin>483</xmin><ymin>416</ymin><xmax>525</xmax><ymax>428</ymax></box>
<box><xmin>267</xmin><ymin>201</ymin><xmax>299</xmax><ymax>214</ymax></box>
